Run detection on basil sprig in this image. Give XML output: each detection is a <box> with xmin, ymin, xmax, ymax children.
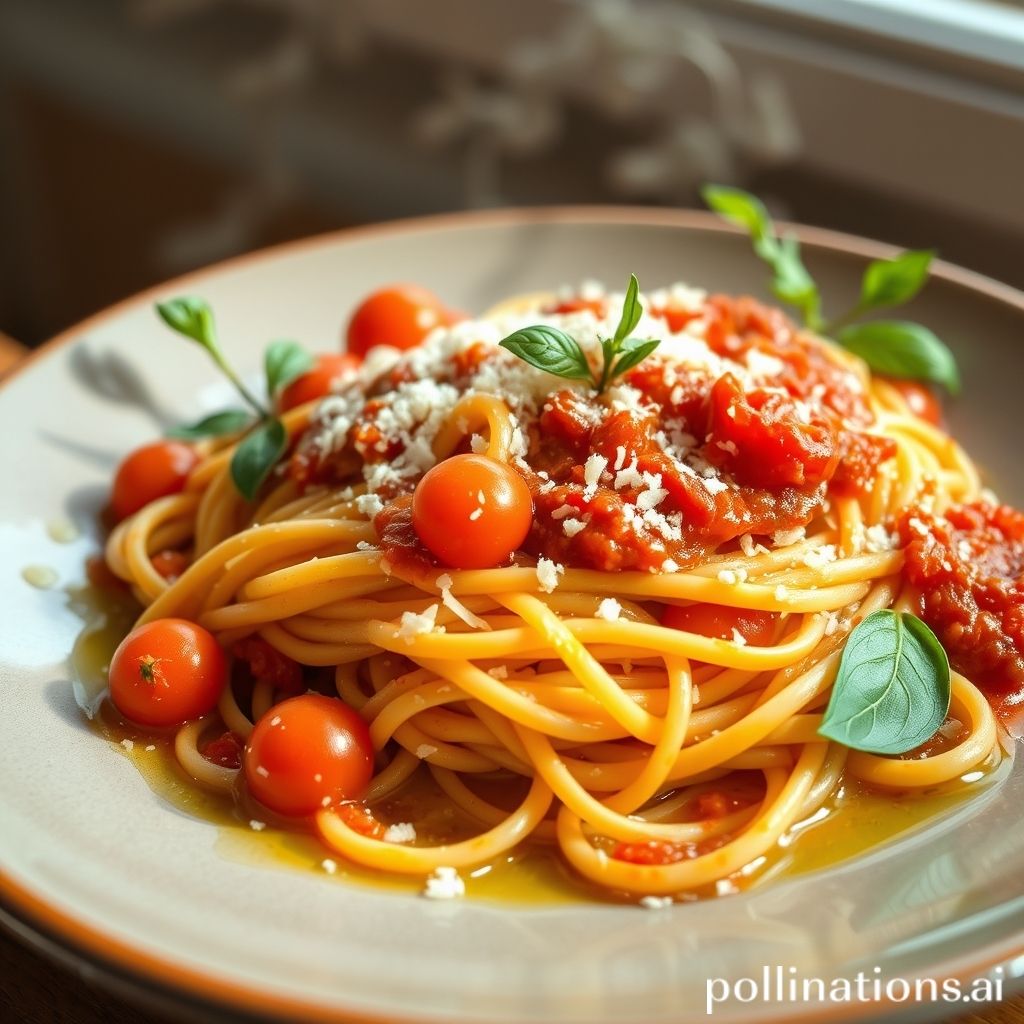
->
<box><xmin>701</xmin><ymin>185</ymin><xmax>959</xmax><ymax>394</ymax></box>
<box><xmin>156</xmin><ymin>297</ymin><xmax>313</xmax><ymax>500</ymax></box>
<box><xmin>498</xmin><ymin>274</ymin><xmax>661</xmax><ymax>394</ymax></box>
<box><xmin>818</xmin><ymin>610</ymin><xmax>951</xmax><ymax>755</ymax></box>
<box><xmin>166</xmin><ymin>409</ymin><xmax>252</xmax><ymax>441</ymax></box>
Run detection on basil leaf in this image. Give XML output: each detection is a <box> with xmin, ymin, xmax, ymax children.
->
<box><xmin>703</xmin><ymin>185</ymin><xmax>822</xmax><ymax>329</ymax></box>
<box><xmin>156</xmin><ymin>297</ymin><xmax>217</xmax><ymax>351</ymax></box>
<box><xmin>265</xmin><ymin>340</ymin><xmax>315</xmax><ymax>397</ymax></box>
<box><xmin>611</xmin><ymin>337</ymin><xmax>661</xmax><ymax>379</ymax></box>
<box><xmin>771</xmin><ymin>235</ymin><xmax>820</xmax><ymax>328</ymax></box>
<box><xmin>838</xmin><ymin>320</ymin><xmax>960</xmax><ymax>395</ymax></box>
<box><xmin>499</xmin><ymin>326</ymin><xmax>593</xmax><ymax>382</ymax></box>
<box><xmin>613</xmin><ymin>273</ymin><xmax>643</xmax><ymax>344</ymax></box>
<box><xmin>818</xmin><ymin>610</ymin><xmax>950</xmax><ymax>756</ymax></box>
<box><xmin>230</xmin><ymin>417</ymin><xmax>288</xmax><ymax>501</ymax></box>
<box><xmin>155</xmin><ymin>297</ymin><xmax>266</xmax><ymax>416</ymax></box>
<box><xmin>860</xmin><ymin>250</ymin><xmax>933</xmax><ymax>311</ymax></box>
<box><xmin>167</xmin><ymin>409</ymin><xmax>252</xmax><ymax>440</ymax></box>
<box><xmin>701</xmin><ymin>185</ymin><xmax>773</xmax><ymax>255</ymax></box>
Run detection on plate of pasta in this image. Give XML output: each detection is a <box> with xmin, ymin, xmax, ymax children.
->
<box><xmin>1</xmin><ymin>201</ymin><xmax>1022</xmax><ymax>1024</ymax></box>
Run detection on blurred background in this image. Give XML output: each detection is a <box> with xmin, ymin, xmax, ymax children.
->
<box><xmin>1</xmin><ymin>0</ymin><xmax>1023</xmax><ymax>347</ymax></box>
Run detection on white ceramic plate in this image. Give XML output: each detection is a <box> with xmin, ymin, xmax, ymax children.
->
<box><xmin>2</xmin><ymin>208</ymin><xmax>1022</xmax><ymax>1024</ymax></box>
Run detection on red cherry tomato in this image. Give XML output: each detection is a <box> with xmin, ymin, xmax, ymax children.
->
<box><xmin>244</xmin><ymin>694</ymin><xmax>374</xmax><ymax>817</ymax></box>
<box><xmin>109</xmin><ymin>618</ymin><xmax>227</xmax><ymax>727</ymax></box>
<box><xmin>884</xmin><ymin>378</ymin><xmax>943</xmax><ymax>427</ymax></box>
<box><xmin>111</xmin><ymin>441</ymin><xmax>199</xmax><ymax>522</ymax></box>
<box><xmin>412</xmin><ymin>454</ymin><xmax>533</xmax><ymax>569</ymax></box>
<box><xmin>661</xmin><ymin>603</ymin><xmax>777</xmax><ymax>647</ymax></box>
<box><xmin>345</xmin><ymin>285</ymin><xmax>462</xmax><ymax>359</ymax></box>
<box><xmin>278</xmin><ymin>352</ymin><xmax>361</xmax><ymax>413</ymax></box>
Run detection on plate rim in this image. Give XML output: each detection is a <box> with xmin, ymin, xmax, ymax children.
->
<box><xmin>2</xmin><ymin>203</ymin><xmax>1022</xmax><ymax>1024</ymax></box>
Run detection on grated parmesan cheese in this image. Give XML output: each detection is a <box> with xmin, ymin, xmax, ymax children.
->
<box><xmin>536</xmin><ymin>557</ymin><xmax>565</xmax><ymax>593</ymax></box>
<box><xmin>423</xmin><ymin>866</ymin><xmax>465</xmax><ymax>900</ymax></box>
<box><xmin>801</xmin><ymin>545</ymin><xmax>838</xmax><ymax>570</ymax></box>
<box><xmin>383</xmin><ymin>822</ymin><xmax>417</xmax><ymax>844</ymax></box>
<box><xmin>773</xmin><ymin>526</ymin><xmax>806</xmax><ymax>547</ymax></box>
<box><xmin>595</xmin><ymin>598</ymin><xmax>622</xmax><ymax>621</ymax></box>
<box><xmin>562</xmin><ymin>517</ymin><xmax>587</xmax><ymax>537</ymax></box>
<box><xmin>395</xmin><ymin>604</ymin><xmax>443</xmax><ymax>642</ymax></box>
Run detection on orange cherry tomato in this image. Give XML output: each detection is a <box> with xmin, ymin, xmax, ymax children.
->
<box><xmin>244</xmin><ymin>694</ymin><xmax>374</xmax><ymax>817</ymax></box>
<box><xmin>884</xmin><ymin>378</ymin><xmax>943</xmax><ymax>427</ymax></box>
<box><xmin>109</xmin><ymin>618</ymin><xmax>227</xmax><ymax>727</ymax></box>
<box><xmin>345</xmin><ymin>285</ymin><xmax>462</xmax><ymax>359</ymax></box>
<box><xmin>661</xmin><ymin>603</ymin><xmax>777</xmax><ymax>647</ymax></box>
<box><xmin>110</xmin><ymin>441</ymin><xmax>199</xmax><ymax>522</ymax></box>
<box><xmin>278</xmin><ymin>352</ymin><xmax>361</xmax><ymax>413</ymax></box>
<box><xmin>412</xmin><ymin>454</ymin><xmax>533</xmax><ymax>569</ymax></box>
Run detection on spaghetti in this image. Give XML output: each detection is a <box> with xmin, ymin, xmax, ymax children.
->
<box><xmin>99</xmin><ymin>280</ymin><xmax>1012</xmax><ymax>900</ymax></box>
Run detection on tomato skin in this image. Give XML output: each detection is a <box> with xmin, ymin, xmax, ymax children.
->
<box><xmin>346</xmin><ymin>285</ymin><xmax>462</xmax><ymax>359</ymax></box>
<box><xmin>412</xmin><ymin>454</ymin><xmax>533</xmax><ymax>569</ymax></box>
<box><xmin>109</xmin><ymin>618</ymin><xmax>227</xmax><ymax>727</ymax></box>
<box><xmin>661</xmin><ymin>603</ymin><xmax>777</xmax><ymax>646</ymax></box>
<box><xmin>278</xmin><ymin>353</ymin><xmax>361</xmax><ymax>412</ymax></box>
<box><xmin>244</xmin><ymin>694</ymin><xmax>374</xmax><ymax>817</ymax></box>
<box><xmin>111</xmin><ymin>441</ymin><xmax>199</xmax><ymax>522</ymax></box>
<box><xmin>884</xmin><ymin>377</ymin><xmax>943</xmax><ymax>427</ymax></box>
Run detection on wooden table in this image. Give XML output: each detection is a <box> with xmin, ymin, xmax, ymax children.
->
<box><xmin>0</xmin><ymin>335</ymin><xmax>1021</xmax><ymax>1022</ymax></box>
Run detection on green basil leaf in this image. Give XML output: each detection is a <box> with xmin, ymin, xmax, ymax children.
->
<box><xmin>703</xmin><ymin>185</ymin><xmax>822</xmax><ymax>329</ymax></box>
<box><xmin>838</xmin><ymin>319</ymin><xmax>960</xmax><ymax>394</ymax></box>
<box><xmin>156</xmin><ymin>297</ymin><xmax>217</xmax><ymax>352</ymax></box>
<box><xmin>771</xmin><ymin>235</ymin><xmax>820</xmax><ymax>328</ymax></box>
<box><xmin>230</xmin><ymin>417</ymin><xmax>288</xmax><ymax>501</ymax></box>
<box><xmin>860</xmin><ymin>250</ymin><xmax>933</xmax><ymax>311</ymax></box>
<box><xmin>701</xmin><ymin>185</ymin><xmax>773</xmax><ymax>255</ymax></box>
<box><xmin>167</xmin><ymin>409</ymin><xmax>252</xmax><ymax>440</ymax></box>
<box><xmin>499</xmin><ymin>325</ymin><xmax>593</xmax><ymax>382</ymax></box>
<box><xmin>613</xmin><ymin>273</ymin><xmax>643</xmax><ymax>344</ymax></box>
<box><xmin>265</xmin><ymin>340</ymin><xmax>315</xmax><ymax>397</ymax></box>
<box><xmin>818</xmin><ymin>610</ymin><xmax>950</xmax><ymax>755</ymax></box>
<box><xmin>610</xmin><ymin>337</ymin><xmax>661</xmax><ymax>379</ymax></box>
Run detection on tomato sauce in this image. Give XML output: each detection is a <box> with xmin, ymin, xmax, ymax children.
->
<box><xmin>295</xmin><ymin>293</ymin><xmax>896</xmax><ymax>576</ymax></box>
<box><xmin>899</xmin><ymin>501</ymin><xmax>1024</xmax><ymax>705</ymax></box>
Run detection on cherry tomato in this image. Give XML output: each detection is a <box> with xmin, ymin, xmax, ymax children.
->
<box><xmin>111</xmin><ymin>441</ymin><xmax>199</xmax><ymax>522</ymax></box>
<box><xmin>244</xmin><ymin>694</ymin><xmax>374</xmax><ymax>817</ymax></box>
<box><xmin>345</xmin><ymin>285</ymin><xmax>462</xmax><ymax>359</ymax></box>
<box><xmin>884</xmin><ymin>378</ymin><xmax>943</xmax><ymax>427</ymax></box>
<box><xmin>278</xmin><ymin>352</ymin><xmax>361</xmax><ymax>413</ymax></box>
<box><xmin>661</xmin><ymin>603</ymin><xmax>777</xmax><ymax>647</ymax></box>
<box><xmin>109</xmin><ymin>618</ymin><xmax>227</xmax><ymax>727</ymax></box>
<box><xmin>412</xmin><ymin>454</ymin><xmax>533</xmax><ymax>569</ymax></box>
